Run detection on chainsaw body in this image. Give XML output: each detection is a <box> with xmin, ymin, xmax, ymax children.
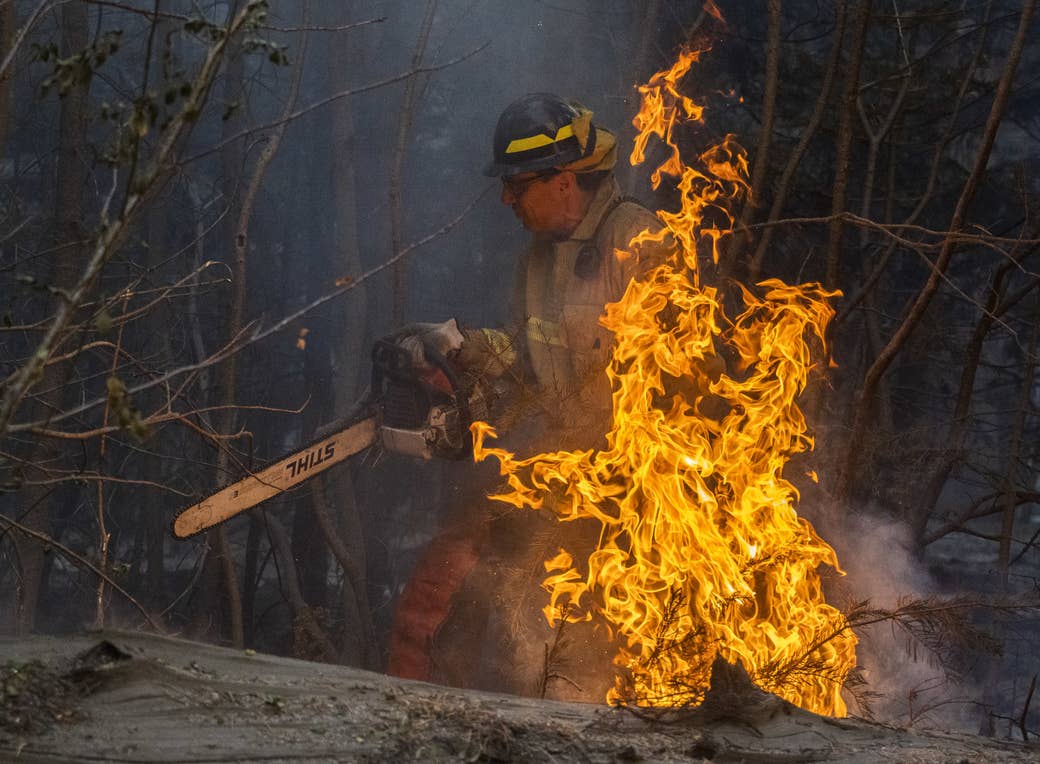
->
<box><xmin>371</xmin><ymin>335</ymin><xmax>489</xmax><ymax>461</ymax></box>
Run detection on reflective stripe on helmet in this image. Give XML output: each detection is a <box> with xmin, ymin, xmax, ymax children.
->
<box><xmin>505</xmin><ymin>123</ymin><xmax>575</xmax><ymax>155</ymax></box>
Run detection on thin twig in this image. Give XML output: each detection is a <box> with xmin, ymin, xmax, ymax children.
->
<box><xmin>0</xmin><ymin>513</ymin><xmax>162</xmax><ymax>631</ymax></box>
<box><xmin>94</xmin><ymin>290</ymin><xmax>130</xmax><ymax>628</ymax></box>
<box><xmin>0</xmin><ymin>0</ymin><xmax>53</xmax><ymax>81</ymax></box>
<box><xmin>1020</xmin><ymin>673</ymin><xmax>1036</xmax><ymax>742</ymax></box>
<box><xmin>0</xmin><ymin>2</ymin><xmax>261</xmax><ymax>437</ymax></box>
<box><xmin>8</xmin><ymin>185</ymin><xmax>494</xmax><ymax>434</ymax></box>
<box><xmin>180</xmin><ymin>42</ymin><xmax>490</xmax><ymax>167</ymax></box>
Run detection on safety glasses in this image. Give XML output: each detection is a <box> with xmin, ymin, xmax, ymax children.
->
<box><xmin>501</xmin><ymin>169</ymin><xmax>559</xmax><ymax>197</ymax></box>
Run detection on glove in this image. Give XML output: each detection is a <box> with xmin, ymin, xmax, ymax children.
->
<box><xmin>385</xmin><ymin>318</ymin><xmax>466</xmax><ymax>372</ymax></box>
<box><xmin>375</xmin><ymin>318</ymin><xmax>466</xmax><ymax>395</ymax></box>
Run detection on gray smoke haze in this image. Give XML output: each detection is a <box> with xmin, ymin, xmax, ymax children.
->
<box><xmin>828</xmin><ymin>511</ymin><xmax>989</xmax><ymax>731</ymax></box>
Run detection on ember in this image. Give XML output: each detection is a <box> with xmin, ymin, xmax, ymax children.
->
<box><xmin>473</xmin><ymin>49</ymin><xmax>857</xmax><ymax>717</ymax></box>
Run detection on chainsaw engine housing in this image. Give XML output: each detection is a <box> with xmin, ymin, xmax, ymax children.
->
<box><xmin>371</xmin><ymin>338</ymin><xmax>489</xmax><ymax>460</ymax></box>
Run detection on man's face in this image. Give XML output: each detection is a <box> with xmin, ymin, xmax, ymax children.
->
<box><xmin>500</xmin><ymin>170</ymin><xmax>570</xmax><ymax>235</ymax></box>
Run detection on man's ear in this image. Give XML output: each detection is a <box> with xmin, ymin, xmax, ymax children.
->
<box><xmin>555</xmin><ymin>170</ymin><xmax>577</xmax><ymax>191</ymax></box>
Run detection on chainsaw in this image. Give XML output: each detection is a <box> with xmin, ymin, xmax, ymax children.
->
<box><xmin>172</xmin><ymin>320</ymin><xmax>488</xmax><ymax>539</ymax></box>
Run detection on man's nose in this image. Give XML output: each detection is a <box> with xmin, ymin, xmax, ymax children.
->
<box><xmin>500</xmin><ymin>185</ymin><xmax>516</xmax><ymax>205</ymax></box>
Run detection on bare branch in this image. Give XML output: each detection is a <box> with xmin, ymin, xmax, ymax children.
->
<box><xmin>837</xmin><ymin>0</ymin><xmax>1038</xmax><ymax>501</ymax></box>
<box><xmin>25</xmin><ymin>401</ymin><xmax>305</xmax><ymax>440</ymax></box>
<box><xmin>922</xmin><ymin>491</ymin><xmax>1040</xmax><ymax>545</ymax></box>
<box><xmin>6</xmin><ymin>186</ymin><xmax>493</xmax><ymax>433</ymax></box>
<box><xmin>0</xmin><ymin>3</ymin><xmax>264</xmax><ymax>437</ymax></box>
<box><xmin>180</xmin><ymin>41</ymin><xmax>490</xmax><ymax>167</ymax></box>
<box><xmin>0</xmin><ymin>513</ymin><xmax>164</xmax><ymax>631</ymax></box>
<box><xmin>0</xmin><ymin>0</ymin><xmax>52</xmax><ymax>82</ymax></box>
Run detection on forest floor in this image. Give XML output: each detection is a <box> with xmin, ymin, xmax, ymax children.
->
<box><xmin>0</xmin><ymin>629</ymin><xmax>1035</xmax><ymax>763</ymax></box>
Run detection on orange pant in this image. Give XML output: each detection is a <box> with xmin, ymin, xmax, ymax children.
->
<box><xmin>386</xmin><ymin>529</ymin><xmax>481</xmax><ymax>680</ymax></box>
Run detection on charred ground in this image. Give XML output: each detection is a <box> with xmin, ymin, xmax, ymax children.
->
<box><xmin>0</xmin><ymin>630</ymin><xmax>1035</xmax><ymax>763</ymax></box>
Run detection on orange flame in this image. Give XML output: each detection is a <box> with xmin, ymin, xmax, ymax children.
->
<box><xmin>703</xmin><ymin>0</ymin><xmax>727</xmax><ymax>26</ymax></box>
<box><xmin>473</xmin><ymin>50</ymin><xmax>856</xmax><ymax>716</ymax></box>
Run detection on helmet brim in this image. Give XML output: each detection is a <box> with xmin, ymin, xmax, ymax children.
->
<box><xmin>483</xmin><ymin>153</ymin><xmax>570</xmax><ymax>178</ymax></box>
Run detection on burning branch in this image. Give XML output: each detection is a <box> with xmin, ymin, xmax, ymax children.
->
<box><xmin>473</xmin><ymin>49</ymin><xmax>857</xmax><ymax>716</ymax></box>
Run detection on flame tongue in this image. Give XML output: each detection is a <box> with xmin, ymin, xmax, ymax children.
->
<box><xmin>472</xmin><ymin>50</ymin><xmax>856</xmax><ymax>716</ymax></box>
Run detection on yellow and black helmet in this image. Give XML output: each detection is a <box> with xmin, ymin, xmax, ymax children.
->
<box><xmin>484</xmin><ymin>93</ymin><xmax>598</xmax><ymax>177</ymax></box>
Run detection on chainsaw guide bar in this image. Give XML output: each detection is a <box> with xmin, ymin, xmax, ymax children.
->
<box><xmin>172</xmin><ymin>416</ymin><xmax>377</xmax><ymax>539</ymax></box>
<box><xmin>172</xmin><ymin>325</ymin><xmax>487</xmax><ymax>541</ymax></box>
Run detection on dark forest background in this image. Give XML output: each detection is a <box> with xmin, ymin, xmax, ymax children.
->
<box><xmin>1</xmin><ymin>0</ymin><xmax>1038</xmax><ymax>736</ymax></box>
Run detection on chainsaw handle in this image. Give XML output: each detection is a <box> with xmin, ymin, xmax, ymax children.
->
<box><xmin>370</xmin><ymin>338</ymin><xmax>419</xmax><ymax>386</ymax></box>
<box><xmin>370</xmin><ymin>335</ymin><xmax>475</xmax><ymax>460</ymax></box>
<box><xmin>369</xmin><ymin>335</ymin><xmax>465</xmax><ymax>402</ymax></box>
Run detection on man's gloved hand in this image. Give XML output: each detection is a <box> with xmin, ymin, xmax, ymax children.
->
<box><xmin>380</xmin><ymin>318</ymin><xmax>518</xmax><ymax>384</ymax></box>
<box><xmin>375</xmin><ymin>318</ymin><xmax>466</xmax><ymax>395</ymax></box>
<box><xmin>385</xmin><ymin>318</ymin><xmax>466</xmax><ymax>371</ymax></box>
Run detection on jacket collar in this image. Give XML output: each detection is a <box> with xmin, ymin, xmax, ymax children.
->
<box><xmin>569</xmin><ymin>175</ymin><xmax>615</xmax><ymax>242</ymax></box>
<box><xmin>566</xmin><ymin>175</ymin><xmax>621</xmax><ymax>243</ymax></box>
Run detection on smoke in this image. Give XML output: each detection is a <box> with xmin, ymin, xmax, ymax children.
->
<box><xmin>830</xmin><ymin>512</ymin><xmax>931</xmax><ymax>606</ymax></box>
<box><xmin>825</xmin><ymin>510</ymin><xmax>987</xmax><ymax>730</ymax></box>
<box><xmin>474</xmin><ymin>508</ymin><xmax>619</xmax><ymax>703</ymax></box>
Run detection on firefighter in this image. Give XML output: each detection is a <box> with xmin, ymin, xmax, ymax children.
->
<box><xmin>456</xmin><ymin>93</ymin><xmax>672</xmax><ymax>446</ymax></box>
<box><xmin>387</xmin><ymin>94</ymin><xmax>675</xmax><ymax>697</ymax></box>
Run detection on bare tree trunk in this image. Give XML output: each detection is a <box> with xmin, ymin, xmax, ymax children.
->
<box><xmin>998</xmin><ymin>295</ymin><xmax>1040</xmax><ymax>585</ymax></box>
<box><xmin>824</xmin><ymin>0</ymin><xmax>872</xmax><ymax>289</ymax></box>
<box><xmin>241</xmin><ymin>516</ymin><xmax>261</xmax><ymax>647</ymax></box>
<box><xmin>210</xmin><ymin>7</ymin><xmax>310</xmax><ymax>650</ymax></box>
<box><xmin>337</xmin><ymin>472</ymin><xmax>374</xmax><ymax>666</ymax></box>
<box><xmin>326</xmin><ymin>4</ymin><xmax>374</xmax><ymax>668</ymax></box>
<box><xmin>845</xmin><ymin>71</ymin><xmax>910</xmax><ymax>439</ymax></box>
<box><xmin>310</xmin><ymin>475</ymin><xmax>375</xmax><ymax>667</ymax></box>
<box><xmin>264</xmin><ymin>514</ymin><xmax>338</xmax><ymax>661</ymax></box>
<box><xmin>12</xmin><ymin>0</ymin><xmax>90</xmax><ymax>636</ymax></box>
<box><xmin>292</xmin><ymin>345</ymin><xmax>330</xmax><ymax>605</ymax></box>
<box><xmin>389</xmin><ymin>0</ymin><xmax>436</xmax><ymax>326</ymax></box>
<box><xmin>722</xmin><ymin>0</ymin><xmax>781</xmax><ymax>277</ymax></box>
<box><xmin>215</xmin><ymin>527</ymin><xmax>241</xmax><ymax>645</ymax></box>
<box><xmin>141</xmin><ymin>144</ymin><xmax>181</xmax><ymax>613</ymax></box>
<box><xmin>204</xmin><ymin>35</ymin><xmax>247</xmax><ymax>650</ymax></box>
<box><xmin>855</xmin><ymin>80</ymin><xmax>909</xmax><ymax>243</ymax></box>
<box><xmin>0</xmin><ymin>1</ymin><xmax>15</xmax><ymax>154</ymax></box>
<box><xmin>836</xmin><ymin>0</ymin><xmax>1037</xmax><ymax>502</ymax></box>
<box><xmin>749</xmin><ymin>1</ymin><xmax>847</xmax><ymax>281</ymax></box>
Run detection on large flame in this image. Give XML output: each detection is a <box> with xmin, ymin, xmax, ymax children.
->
<box><xmin>473</xmin><ymin>49</ymin><xmax>856</xmax><ymax>716</ymax></box>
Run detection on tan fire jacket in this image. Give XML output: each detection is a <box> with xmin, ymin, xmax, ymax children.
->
<box><xmin>464</xmin><ymin>176</ymin><xmax>669</xmax><ymax>447</ymax></box>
